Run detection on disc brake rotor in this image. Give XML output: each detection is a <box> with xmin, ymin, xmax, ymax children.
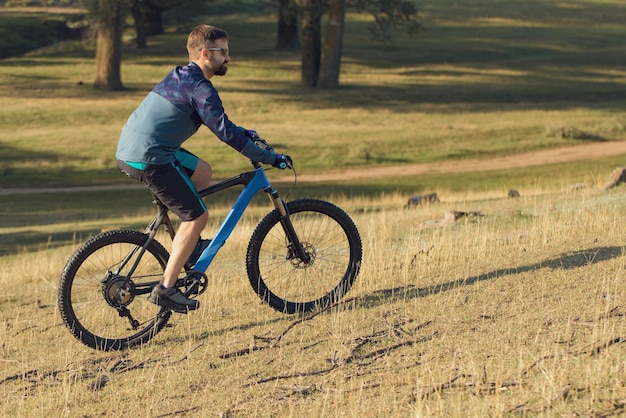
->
<box><xmin>287</xmin><ymin>243</ymin><xmax>317</xmax><ymax>269</ymax></box>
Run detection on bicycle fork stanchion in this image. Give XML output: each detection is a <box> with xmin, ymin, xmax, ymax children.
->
<box><xmin>266</xmin><ymin>187</ymin><xmax>311</xmax><ymax>265</ymax></box>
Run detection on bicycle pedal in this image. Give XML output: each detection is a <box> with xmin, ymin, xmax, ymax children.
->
<box><xmin>183</xmin><ymin>284</ymin><xmax>200</xmax><ymax>297</ymax></box>
<box><xmin>178</xmin><ymin>270</ymin><xmax>209</xmax><ymax>296</ymax></box>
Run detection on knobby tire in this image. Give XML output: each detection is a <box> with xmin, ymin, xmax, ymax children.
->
<box><xmin>246</xmin><ymin>199</ymin><xmax>362</xmax><ymax>314</ymax></box>
<box><xmin>58</xmin><ymin>230</ymin><xmax>171</xmax><ymax>351</ymax></box>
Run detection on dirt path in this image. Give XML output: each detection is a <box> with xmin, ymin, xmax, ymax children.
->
<box><xmin>293</xmin><ymin>140</ymin><xmax>626</xmax><ymax>183</ymax></box>
<box><xmin>1</xmin><ymin>140</ymin><xmax>624</xmax><ymax>195</ymax></box>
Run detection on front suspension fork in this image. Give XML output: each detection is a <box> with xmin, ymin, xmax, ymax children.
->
<box><xmin>267</xmin><ymin>188</ymin><xmax>311</xmax><ymax>264</ymax></box>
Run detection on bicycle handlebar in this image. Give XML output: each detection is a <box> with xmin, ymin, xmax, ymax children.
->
<box><xmin>251</xmin><ymin>138</ymin><xmax>292</xmax><ymax>170</ymax></box>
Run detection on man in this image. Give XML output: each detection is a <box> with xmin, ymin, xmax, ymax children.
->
<box><xmin>116</xmin><ymin>24</ymin><xmax>291</xmax><ymax>313</ymax></box>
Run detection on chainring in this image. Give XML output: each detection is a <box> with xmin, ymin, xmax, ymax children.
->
<box><xmin>178</xmin><ymin>270</ymin><xmax>209</xmax><ymax>296</ymax></box>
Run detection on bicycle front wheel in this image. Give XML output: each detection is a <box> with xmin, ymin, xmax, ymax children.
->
<box><xmin>246</xmin><ymin>199</ymin><xmax>362</xmax><ymax>314</ymax></box>
<box><xmin>58</xmin><ymin>230</ymin><xmax>171</xmax><ymax>350</ymax></box>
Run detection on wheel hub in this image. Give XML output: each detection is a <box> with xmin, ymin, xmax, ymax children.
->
<box><xmin>287</xmin><ymin>243</ymin><xmax>317</xmax><ymax>269</ymax></box>
<box><xmin>102</xmin><ymin>273</ymin><xmax>136</xmax><ymax>307</ymax></box>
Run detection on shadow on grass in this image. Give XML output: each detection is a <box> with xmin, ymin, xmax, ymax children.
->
<box><xmin>358</xmin><ymin>246</ymin><xmax>624</xmax><ymax>308</ymax></box>
<box><xmin>0</xmin><ymin>222</ymin><xmax>151</xmax><ymax>257</ymax></box>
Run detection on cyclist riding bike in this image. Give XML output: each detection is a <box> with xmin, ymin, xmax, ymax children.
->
<box><xmin>115</xmin><ymin>24</ymin><xmax>291</xmax><ymax>313</ymax></box>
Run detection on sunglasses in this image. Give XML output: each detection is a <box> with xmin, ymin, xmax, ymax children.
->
<box><xmin>199</xmin><ymin>47</ymin><xmax>230</xmax><ymax>57</ymax></box>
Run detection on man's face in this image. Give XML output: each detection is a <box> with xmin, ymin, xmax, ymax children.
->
<box><xmin>206</xmin><ymin>38</ymin><xmax>230</xmax><ymax>76</ymax></box>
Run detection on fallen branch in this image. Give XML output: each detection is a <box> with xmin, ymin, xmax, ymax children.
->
<box><xmin>220</xmin><ymin>297</ymin><xmax>358</xmax><ymax>359</ymax></box>
<box><xmin>414</xmin><ymin>374</ymin><xmax>523</xmax><ymax>401</ymax></box>
<box><xmin>509</xmin><ymin>384</ymin><xmax>573</xmax><ymax>414</ymax></box>
<box><xmin>590</xmin><ymin>336</ymin><xmax>624</xmax><ymax>357</ymax></box>
<box><xmin>245</xmin><ymin>328</ymin><xmax>436</xmax><ymax>387</ymax></box>
<box><xmin>243</xmin><ymin>365</ymin><xmax>338</xmax><ymax>387</ymax></box>
<box><xmin>271</xmin><ymin>297</ymin><xmax>358</xmax><ymax>347</ymax></box>
<box><xmin>518</xmin><ymin>335</ymin><xmax>625</xmax><ymax>377</ymax></box>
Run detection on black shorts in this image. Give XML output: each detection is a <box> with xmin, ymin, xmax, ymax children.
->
<box><xmin>117</xmin><ymin>149</ymin><xmax>207</xmax><ymax>222</ymax></box>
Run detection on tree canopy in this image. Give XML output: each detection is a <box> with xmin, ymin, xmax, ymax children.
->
<box><xmin>281</xmin><ymin>0</ymin><xmax>419</xmax><ymax>87</ymax></box>
<box><xmin>18</xmin><ymin>0</ymin><xmax>418</xmax><ymax>90</ymax></box>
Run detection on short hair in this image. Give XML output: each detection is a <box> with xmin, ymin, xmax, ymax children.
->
<box><xmin>187</xmin><ymin>25</ymin><xmax>229</xmax><ymax>59</ymax></box>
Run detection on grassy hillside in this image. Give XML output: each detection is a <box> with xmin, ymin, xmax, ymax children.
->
<box><xmin>1</xmin><ymin>187</ymin><xmax>625</xmax><ymax>416</ymax></box>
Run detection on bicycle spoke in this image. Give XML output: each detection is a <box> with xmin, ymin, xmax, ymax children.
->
<box><xmin>247</xmin><ymin>199</ymin><xmax>361</xmax><ymax>313</ymax></box>
<box><xmin>58</xmin><ymin>230</ymin><xmax>172</xmax><ymax>350</ymax></box>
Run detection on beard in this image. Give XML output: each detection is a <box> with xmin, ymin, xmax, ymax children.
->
<box><xmin>214</xmin><ymin>64</ymin><xmax>228</xmax><ymax>76</ymax></box>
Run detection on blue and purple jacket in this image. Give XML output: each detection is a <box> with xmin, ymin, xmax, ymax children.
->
<box><xmin>116</xmin><ymin>62</ymin><xmax>273</xmax><ymax>166</ymax></box>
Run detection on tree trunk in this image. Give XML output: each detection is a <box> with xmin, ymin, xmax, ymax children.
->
<box><xmin>300</xmin><ymin>0</ymin><xmax>321</xmax><ymax>87</ymax></box>
<box><xmin>143</xmin><ymin>3</ymin><xmax>164</xmax><ymax>36</ymax></box>
<box><xmin>318</xmin><ymin>0</ymin><xmax>345</xmax><ymax>88</ymax></box>
<box><xmin>131</xmin><ymin>1</ymin><xmax>147</xmax><ymax>49</ymax></box>
<box><xmin>93</xmin><ymin>0</ymin><xmax>124</xmax><ymax>90</ymax></box>
<box><xmin>277</xmin><ymin>0</ymin><xmax>299</xmax><ymax>50</ymax></box>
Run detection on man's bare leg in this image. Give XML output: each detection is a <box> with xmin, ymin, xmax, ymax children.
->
<box><xmin>161</xmin><ymin>158</ymin><xmax>212</xmax><ymax>288</ymax></box>
<box><xmin>192</xmin><ymin>159</ymin><xmax>212</xmax><ymax>190</ymax></box>
<box><xmin>161</xmin><ymin>211</ymin><xmax>208</xmax><ymax>288</ymax></box>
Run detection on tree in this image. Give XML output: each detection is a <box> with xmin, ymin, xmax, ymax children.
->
<box><xmin>352</xmin><ymin>0</ymin><xmax>419</xmax><ymax>43</ymax></box>
<box><xmin>92</xmin><ymin>0</ymin><xmax>125</xmax><ymax>90</ymax></box>
<box><xmin>277</xmin><ymin>0</ymin><xmax>299</xmax><ymax>50</ymax></box>
<box><xmin>130</xmin><ymin>0</ymin><xmax>148</xmax><ymax>49</ymax></box>
<box><xmin>130</xmin><ymin>0</ymin><xmax>207</xmax><ymax>49</ymax></box>
<box><xmin>91</xmin><ymin>0</ymin><xmax>206</xmax><ymax>90</ymax></box>
<box><xmin>299</xmin><ymin>0</ymin><xmax>322</xmax><ymax>87</ymax></box>
<box><xmin>318</xmin><ymin>0</ymin><xmax>345</xmax><ymax>88</ymax></box>
<box><xmin>130</xmin><ymin>0</ymin><xmax>167</xmax><ymax>49</ymax></box>
<box><xmin>293</xmin><ymin>0</ymin><xmax>419</xmax><ymax>88</ymax></box>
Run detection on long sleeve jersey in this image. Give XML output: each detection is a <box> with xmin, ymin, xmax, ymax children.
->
<box><xmin>116</xmin><ymin>62</ymin><xmax>274</xmax><ymax>166</ymax></box>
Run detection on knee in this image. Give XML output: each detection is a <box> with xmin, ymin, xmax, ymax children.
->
<box><xmin>194</xmin><ymin>210</ymin><xmax>208</xmax><ymax>225</ymax></box>
<box><xmin>193</xmin><ymin>160</ymin><xmax>212</xmax><ymax>190</ymax></box>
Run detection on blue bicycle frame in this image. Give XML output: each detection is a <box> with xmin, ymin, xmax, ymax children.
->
<box><xmin>192</xmin><ymin>164</ymin><xmax>274</xmax><ymax>271</ymax></box>
<box><xmin>139</xmin><ymin>161</ymin><xmax>308</xmax><ymax>286</ymax></box>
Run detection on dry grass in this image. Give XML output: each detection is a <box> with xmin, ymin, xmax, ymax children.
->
<box><xmin>1</xmin><ymin>186</ymin><xmax>625</xmax><ymax>416</ymax></box>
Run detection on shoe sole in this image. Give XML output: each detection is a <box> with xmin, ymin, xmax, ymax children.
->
<box><xmin>148</xmin><ymin>295</ymin><xmax>199</xmax><ymax>314</ymax></box>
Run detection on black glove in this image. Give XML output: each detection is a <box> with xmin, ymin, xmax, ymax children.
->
<box><xmin>273</xmin><ymin>154</ymin><xmax>293</xmax><ymax>170</ymax></box>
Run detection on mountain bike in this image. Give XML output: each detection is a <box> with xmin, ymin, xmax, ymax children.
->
<box><xmin>58</xmin><ymin>158</ymin><xmax>362</xmax><ymax>351</ymax></box>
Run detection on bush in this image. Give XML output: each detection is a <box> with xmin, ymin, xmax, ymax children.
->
<box><xmin>0</xmin><ymin>15</ymin><xmax>85</xmax><ymax>58</ymax></box>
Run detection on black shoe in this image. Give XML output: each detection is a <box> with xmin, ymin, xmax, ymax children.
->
<box><xmin>147</xmin><ymin>285</ymin><xmax>199</xmax><ymax>313</ymax></box>
<box><xmin>187</xmin><ymin>238</ymin><xmax>211</xmax><ymax>268</ymax></box>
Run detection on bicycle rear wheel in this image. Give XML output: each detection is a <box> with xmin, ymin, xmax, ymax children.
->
<box><xmin>58</xmin><ymin>230</ymin><xmax>171</xmax><ymax>350</ymax></box>
<box><xmin>246</xmin><ymin>199</ymin><xmax>362</xmax><ymax>314</ymax></box>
